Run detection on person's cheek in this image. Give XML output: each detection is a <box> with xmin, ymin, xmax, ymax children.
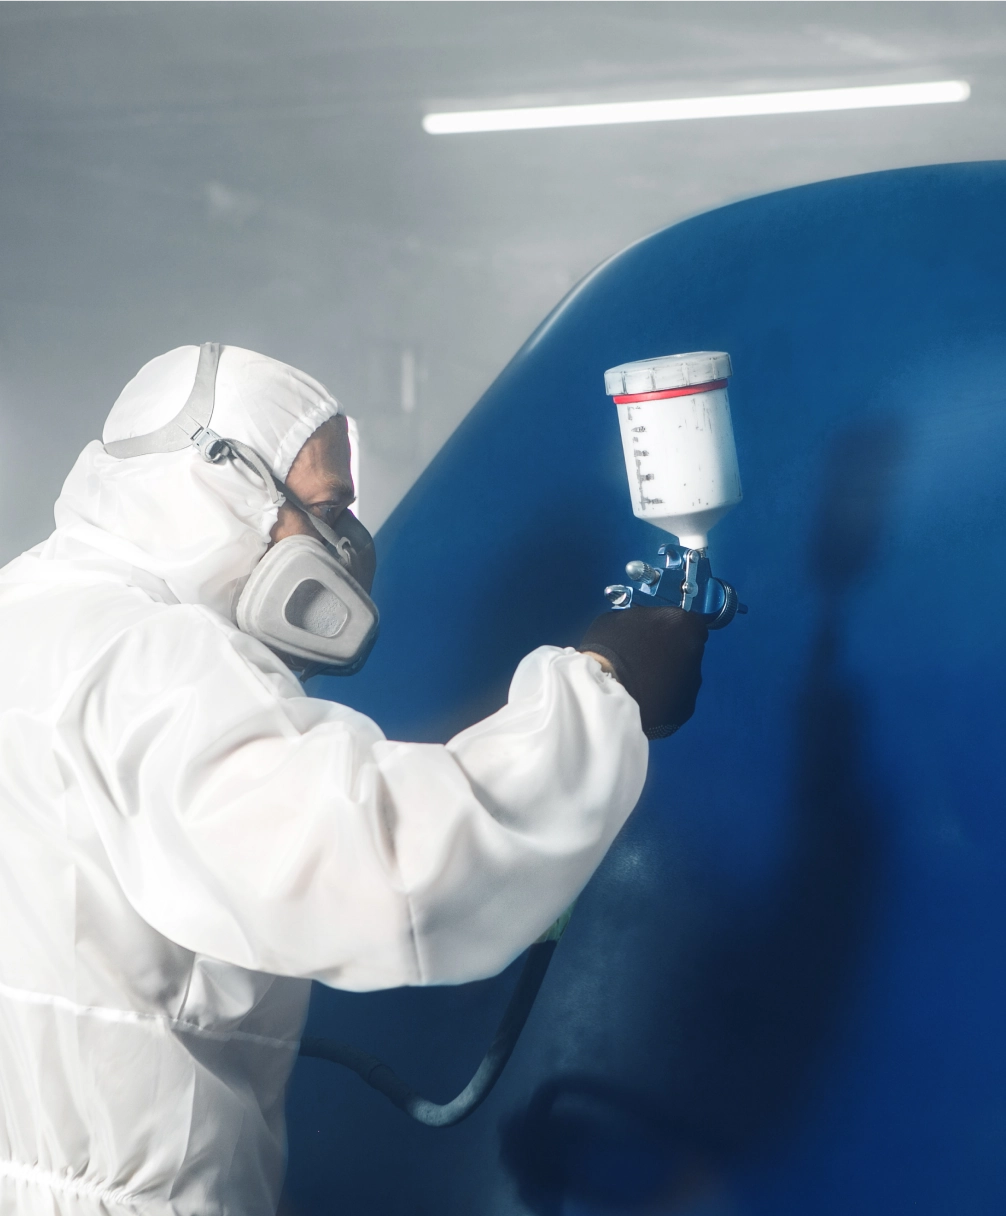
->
<box><xmin>270</xmin><ymin>502</ymin><xmax>310</xmax><ymax>544</ymax></box>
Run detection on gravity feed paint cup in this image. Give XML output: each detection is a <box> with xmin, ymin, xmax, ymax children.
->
<box><xmin>604</xmin><ymin>351</ymin><xmax>742</xmax><ymax>550</ymax></box>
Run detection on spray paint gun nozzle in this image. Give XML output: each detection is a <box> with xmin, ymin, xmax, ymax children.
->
<box><xmin>608</xmin><ymin>545</ymin><xmax>744</xmax><ymax>629</ymax></box>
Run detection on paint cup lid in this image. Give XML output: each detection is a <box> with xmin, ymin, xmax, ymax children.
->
<box><xmin>604</xmin><ymin>351</ymin><xmax>732</xmax><ymax>397</ymax></box>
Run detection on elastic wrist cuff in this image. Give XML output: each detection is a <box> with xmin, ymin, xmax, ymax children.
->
<box><xmin>577</xmin><ymin>644</ymin><xmax>628</xmax><ymax>688</ymax></box>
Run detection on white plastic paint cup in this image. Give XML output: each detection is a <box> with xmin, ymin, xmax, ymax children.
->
<box><xmin>604</xmin><ymin>351</ymin><xmax>742</xmax><ymax>550</ymax></box>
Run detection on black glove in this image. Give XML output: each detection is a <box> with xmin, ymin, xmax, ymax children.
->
<box><xmin>579</xmin><ymin>606</ymin><xmax>708</xmax><ymax>739</ymax></box>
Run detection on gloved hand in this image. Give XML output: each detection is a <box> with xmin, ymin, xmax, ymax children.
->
<box><xmin>579</xmin><ymin>606</ymin><xmax>708</xmax><ymax>739</ymax></box>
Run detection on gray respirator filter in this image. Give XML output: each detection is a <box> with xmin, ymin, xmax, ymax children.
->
<box><xmin>236</xmin><ymin>534</ymin><xmax>378</xmax><ymax>675</ymax></box>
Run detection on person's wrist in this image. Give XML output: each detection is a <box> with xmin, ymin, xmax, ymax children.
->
<box><xmin>579</xmin><ymin>649</ymin><xmax>620</xmax><ymax>681</ymax></box>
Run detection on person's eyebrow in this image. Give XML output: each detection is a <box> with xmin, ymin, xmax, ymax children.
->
<box><xmin>306</xmin><ymin>477</ymin><xmax>355</xmax><ymax>509</ymax></box>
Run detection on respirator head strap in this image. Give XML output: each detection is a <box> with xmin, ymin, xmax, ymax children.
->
<box><xmin>104</xmin><ymin>342</ymin><xmax>227</xmax><ymax>460</ymax></box>
<box><xmin>103</xmin><ymin>343</ymin><xmax>285</xmax><ymax>511</ymax></box>
<box><xmin>223</xmin><ymin>438</ymin><xmax>285</xmax><ymax>506</ymax></box>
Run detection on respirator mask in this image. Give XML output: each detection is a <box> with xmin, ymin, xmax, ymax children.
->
<box><xmin>104</xmin><ymin>342</ymin><xmax>379</xmax><ymax>678</ymax></box>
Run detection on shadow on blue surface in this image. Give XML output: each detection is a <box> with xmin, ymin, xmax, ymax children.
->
<box><xmin>283</xmin><ymin>162</ymin><xmax>1006</xmax><ymax>1216</ymax></box>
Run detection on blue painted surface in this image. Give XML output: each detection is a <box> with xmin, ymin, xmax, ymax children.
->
<box><xmin>283</xmin><ymin>162</ymin><xmax>1006</xmax><ymax>1215</ymax></box>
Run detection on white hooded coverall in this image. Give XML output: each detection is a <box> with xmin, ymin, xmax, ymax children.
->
<box><xmin>0</xmin><ymin>346</ymin><xmax>648</xmax><ymax>1216</ymax></box>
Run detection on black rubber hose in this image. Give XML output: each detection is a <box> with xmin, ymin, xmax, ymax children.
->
<box><xmin>299</xmin><ymin>938</ymin><xmax>558</xmax><ymax>1128</ymax></box>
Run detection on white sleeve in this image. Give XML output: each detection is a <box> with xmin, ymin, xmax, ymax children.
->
<box><xmin>64</xmin><ymin>605</ymin><xmax>647</xmax><ymax>991</ymax></box>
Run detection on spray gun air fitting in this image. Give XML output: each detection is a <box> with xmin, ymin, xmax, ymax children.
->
<box><xmin>603</xmin><ymin>351</ymin><xmax>747</xmax><ymax>629</ymax></box>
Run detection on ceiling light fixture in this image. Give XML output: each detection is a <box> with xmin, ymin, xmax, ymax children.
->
<box><xmin>423</xmin><ymin>80</ymin><xmax>970</xmax><ymax>135</ymax></box>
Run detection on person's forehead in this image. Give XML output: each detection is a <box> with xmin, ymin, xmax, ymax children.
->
<box><xmin>289</xmin><ymin>416</ymin><xmax>353</xmax><ymax>495</ymax></box>
<box><xmin>311</xmin><ymin>415</ymin><xmax>349</xmax><ymax>459</ymax></box>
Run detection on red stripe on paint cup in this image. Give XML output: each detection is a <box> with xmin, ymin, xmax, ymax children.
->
<box><xmin>612</xmin><ymin>379</ymin><xmax>727</xmax><ymax>405</ymax></box>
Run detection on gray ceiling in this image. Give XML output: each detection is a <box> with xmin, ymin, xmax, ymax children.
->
<box><xmin>1</xmin><ymin>1</ymin><xmax>1005</xmax><ymax>550</ymax></box>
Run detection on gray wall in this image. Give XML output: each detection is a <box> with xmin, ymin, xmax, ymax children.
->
<box><xmin>1</xmin><ymin>1</ymin><xmax>1004</xmax><ymax>549</ymax></box>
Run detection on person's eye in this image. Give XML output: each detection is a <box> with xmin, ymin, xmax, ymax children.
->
<box><xmin>313</xmin><ymin>503</ymin><xmax>347</xmax><ymax>529</ymax></box>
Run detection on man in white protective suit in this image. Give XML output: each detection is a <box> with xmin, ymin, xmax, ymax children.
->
<box><xmin>0</xmin><ymin>344</ymin><xmax>707</xmax><ymax>1216</ymax></box>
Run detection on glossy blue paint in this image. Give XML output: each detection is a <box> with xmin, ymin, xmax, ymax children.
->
<box><xmin>284</xmin><ymin>162</ymin><xmax>1006</xmax><ymax>1216</ymax></box>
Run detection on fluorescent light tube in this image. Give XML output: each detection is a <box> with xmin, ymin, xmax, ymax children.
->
<box><xmin>423</xmin><ymin>80</ymin><xmax>970</xmax><ymax>135</ymax></box>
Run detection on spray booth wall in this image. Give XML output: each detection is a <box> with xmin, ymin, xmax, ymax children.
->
<box><xmin>284</xmin><ymin>161</ymin><xmax>1006</xmax><ymax>1216</ymax></box>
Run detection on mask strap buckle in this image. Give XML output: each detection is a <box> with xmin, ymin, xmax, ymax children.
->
<box><xmin>192</xmin><ymin>427</ymin><xmax>231</xmax><ymax>464</ymax></box>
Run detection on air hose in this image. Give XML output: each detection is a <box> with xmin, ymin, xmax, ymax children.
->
<box><xmin>298</xmin><ymin>909</ymin><xmax>572</xmax><ymax>1128</ymax></box>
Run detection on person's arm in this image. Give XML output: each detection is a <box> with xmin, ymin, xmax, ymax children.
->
<box><xmin>63</xmin><ymin>604</ymin><xmax>647</xmax><ymax>990</ymax></box>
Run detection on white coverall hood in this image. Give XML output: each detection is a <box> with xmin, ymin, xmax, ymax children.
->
<box><xmin>40</xmin><ymin>344</ymin><xmax>341</xmax><ymax>619</ymax></box>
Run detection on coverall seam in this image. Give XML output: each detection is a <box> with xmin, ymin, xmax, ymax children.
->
<box><xmin>368</xmin><ymin>761</ymin><xmax>425</xmax><ymax>985</ymax></box>
<box><xmin>0</xmin><ymin>980</ymin><xmax>300</xmax><ymax>1050</ymax></box>
<box><xmin>402</xmin><ymin>889</ymin><xmax>426</xmax><ymax>986</ymax></box>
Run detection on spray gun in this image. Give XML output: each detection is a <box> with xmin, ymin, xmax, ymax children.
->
<box><xmin>602</xmin><ymin>351</ymin><xmax>746</xmax><ymax>628</ymax></box>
